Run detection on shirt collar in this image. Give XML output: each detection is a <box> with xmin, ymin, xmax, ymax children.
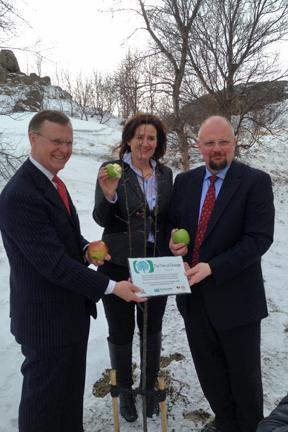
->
<box><xmin>29</xmin><ymin>156</ymin><xmax>55</xmax><ymax>181</ymax></box>
<box><xmin>123</xmin><ymin>152</ymin><xmax>156</xmax><ymax>176</ymax></box>
<box><xmin>205</xmin><ymin>164</ymin><xmax>230</xmax><ymax>181</ymax></box>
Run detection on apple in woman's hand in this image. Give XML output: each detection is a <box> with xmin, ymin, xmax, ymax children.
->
<box><xmin>172</xmin><ymin>228</ymin><xmax>190</xmax><ymax>245</ymax></box>
<box><xmin>105</xmin><ymin>163</ymin><xmax>122</xmax><ymax>179</ymax></box>
<box><xmin>88</xmin><ymin>241</ymin><xmax>109</xmax><ymax>261</ymax></box>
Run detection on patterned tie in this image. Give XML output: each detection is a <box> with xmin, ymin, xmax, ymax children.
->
<box><xmin>53</xmin><ymin>175</ymin><xmax>71</xmax><ymax>215</ymax></box>
<box><xmin>192</xmin><ymin>175</ymin><xmax>217</xmax><ymax>266</ymax></box>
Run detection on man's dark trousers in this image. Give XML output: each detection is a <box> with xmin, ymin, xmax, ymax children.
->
<box><xmin>179</xmin><ymin>289</ymin><xmax>263</xmax><ymax>432</ymax></box>
<box><xmin>19</xmin><ymin>317</ymin><xmax>89</xmax><ymax>432</ymax></box>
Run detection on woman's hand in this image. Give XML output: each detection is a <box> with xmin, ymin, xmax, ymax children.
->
<box><xmin>98</xmin><ymin>166</ymin><xmax>120</xmax><ymax>201</ymax></box>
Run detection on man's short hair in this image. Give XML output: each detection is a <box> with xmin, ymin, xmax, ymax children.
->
<box><xmin>28</xmin><ymin>110</ymin><xmax>71</xmax><ymax>133</ymax></box>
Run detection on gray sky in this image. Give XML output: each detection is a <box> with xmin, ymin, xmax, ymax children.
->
<box><xmin>8</xmin><ymin>0</ymin><xmax>288</xmax><ymax>83</ymax></box>
<box><xmin>10</xmin><ymin>0</ymin><xmax>145</xmax><ymax>81</ymax></box>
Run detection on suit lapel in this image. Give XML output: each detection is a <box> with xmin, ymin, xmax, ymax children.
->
<box><xmin>155</xmin><ymin>165</ymin><xmax>167</xmax><ymax>212</ymax></box>
<box><xmin>123</xmin><ymin>162</ymin><xmax>152</xmax><ymax>212</ymax></box>
<box><xmin>186</xmin><ymin>167</ymin><xmax>205</xmax><ymax>241</ymax></box>
<box><xmin>204</xmin><ymin>161</ymin><xmax>242</xmax><ymax>240</ymax></box>
<box><xmin>123</xmin><ymin>163</ymin><xmax>144</xmax><ymax>201</ymax></box>
<box><xmin>25</xmin><ymin>159</ymin><xmax>77</xmax><ymax>227</ymax></box>
<box><xmin>66</xmin><ymin>190</ymin><xmax>80</xmax><ymax>229</ymax></box>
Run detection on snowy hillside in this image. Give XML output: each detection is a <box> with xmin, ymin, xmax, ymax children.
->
<box><xmin>0</xmin><ymin>112</ymin><xmax>287</xmax><ymax>432</ymax></box>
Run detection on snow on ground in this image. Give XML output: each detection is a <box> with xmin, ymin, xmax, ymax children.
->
<box><xmin>0</xmin><ymin>113</ymin><xmax>288</xmax><ymax>432</ymax></box>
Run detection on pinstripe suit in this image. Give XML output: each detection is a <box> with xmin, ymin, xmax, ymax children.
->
<box><xmin>0</xmin><ymin>159</ymin><xmax>109</xmax><ymax>432</ymax></box>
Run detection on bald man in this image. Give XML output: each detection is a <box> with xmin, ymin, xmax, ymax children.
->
<box><xmin>169</xmin><ymin>116</ymin><xmax>275</xmax><ymax>432</ymax></box>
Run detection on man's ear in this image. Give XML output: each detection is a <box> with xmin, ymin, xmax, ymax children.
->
<box><xmin>28</xmin><ymin>132</ymin><xmax>36</xmax><ymax>146</ymax></box>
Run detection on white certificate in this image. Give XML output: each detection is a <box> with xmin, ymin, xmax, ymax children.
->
<box><xmin>128</xmin><ymin>256</ymin><xmax>191</xmax><ymax>297</ymax></box>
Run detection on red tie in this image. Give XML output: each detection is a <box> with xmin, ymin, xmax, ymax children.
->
<box><xmin>53</xmin><ymin>175</ymin><xmax>71</xmax><ymax>215</ymax></box>
<box><xmin>192</xmin><ymin>175</ymin><xmax>217</xmax><ymax>266</ymax></box>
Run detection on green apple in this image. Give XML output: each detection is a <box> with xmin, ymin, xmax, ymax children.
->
<box><xmin>172</xmin><ymin>228</ymin><xmax>190</xmax><ymax>245</ymax></box>
<box><xmin>105</xmin><ymin>163</ymin><xmax>122</xmax><ymax>179</ymax></box>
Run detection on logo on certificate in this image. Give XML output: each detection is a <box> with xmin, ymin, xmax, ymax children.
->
<box><xmin>133</xmin><ymin>259</ymin><xmax>154</xmax><ymax>274</ymax></box>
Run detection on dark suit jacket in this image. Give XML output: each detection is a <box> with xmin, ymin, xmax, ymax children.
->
<box><xmin>93</xmin><ymin>159</ymin><xmax>173</xmax><ymax>266</ymax></box>
<box><xmin>257</xmin><ymin>394</ymin><xmax>288</xmax><ymax>432</ymax></box>
<box><xmin>168</xmin><ymin>160</ymin><xmax>275</xmax><ymax>331</ymax></box>
<box><xmin>0</xmin><ymin>159</ymin><xmax>110</xmax><ymax>347</ymax></box>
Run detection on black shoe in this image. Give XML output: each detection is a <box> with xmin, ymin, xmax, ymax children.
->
<box><xmin>119</xmin><ymin>393</ymin><xmax>138</xmax><ymax>422</ymax></box>
<box><xmin>201</xmin><ymin>421</ymin><xmax>221</xmax><ymax>432</ymax></box>
<box><xmin>146</xmin><ymin>390</ymin><xmax>160</xmax><ymax>418</ymax></box>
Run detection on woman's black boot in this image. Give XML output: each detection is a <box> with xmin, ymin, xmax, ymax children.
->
<box><xmin>108</xmin><ymin>339</ymin><xmax>138</xmax><ymax>422</ymax></box>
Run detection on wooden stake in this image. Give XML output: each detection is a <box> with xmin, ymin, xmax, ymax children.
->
<box><xmin>158</xmin><ymin>376</ymin><xmax>168</xmax><ymax>432</ymax></box>
<box><xmin>110</xmin><ymin>369</ymin><xmax>120</xmax><ymax>432</ymax></box>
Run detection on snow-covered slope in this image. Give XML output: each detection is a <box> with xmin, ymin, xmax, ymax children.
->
<box><xmin>0</xmin><ymin>112</ymin><xmax>287</xmax><ymax>432</ymax></box>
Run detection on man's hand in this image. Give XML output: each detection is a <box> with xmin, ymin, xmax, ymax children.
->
<box><xmin>113</xmin><ymin>281</ymin><xmax>147</xmax><ymax>303</ymax></box>
<box><xmin>85</xmin><ymin>250</ymin><xmax>111</xmax><ymax>267</ymax></box>
<box><xmin>185</xmin><ymin>262</ymin><xmax>212</xmax><ymax>285</ymax></box>
<box><xmin>169</xmin><ymin>229</ymin><xmax>188</xmax><ymax>256</ymax></box>
<box><xmin>98</xmin><ymin>167</ymin><xmax>120</xmax><ymax>201</ymax></box>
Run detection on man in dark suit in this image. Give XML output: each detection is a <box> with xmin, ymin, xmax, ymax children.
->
<box><xmin>169</xmin><ymin>116</ymin><xmax>274</xmax><ymax>432</ymax></box>
<box><xmin>257</xmin><ymin>394</ymin><xmax>288</xmax><ymax>431</ymax></box>
<box><xmin>0</xmin><ymin>110</ymin><xmax>145</xmax><ymax>432</ymax></box>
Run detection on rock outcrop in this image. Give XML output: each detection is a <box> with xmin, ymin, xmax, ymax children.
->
<box><xmin>165</xmin><ymin>80</ymin><xmax>288</xmax><ymax>131</ymax></box>
<box><xmin>0</xmin><ymin>50</ymin><xmax>20</xmax><ymax>74</ymax></box>
<box><xmin>0</xmin><ymin>49</ymin><xmax>76</xmax><ymax>114</ymax></box>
